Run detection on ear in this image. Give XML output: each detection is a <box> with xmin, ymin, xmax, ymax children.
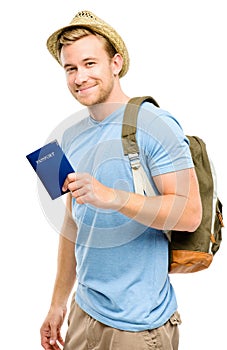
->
<box><xmin>111</xmin><ymin>53</ymin><xmax>124</xmax><ymax>76</ymax></box>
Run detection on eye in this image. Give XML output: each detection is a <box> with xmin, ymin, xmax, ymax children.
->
<box><xmin>65</xmin><ymin>66</ymin><xmax>77</xmax><ymax>74</ymax></box>
<box><xmin>86</xmin><ymin>61</ymin><xmax>96</xmax><ymax>67</ymax></box>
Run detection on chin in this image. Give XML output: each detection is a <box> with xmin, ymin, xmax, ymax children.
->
<box><xmin>76</xmin><ymin>95</ymin><xmax>105</xmax><ymax>107</ymax></box>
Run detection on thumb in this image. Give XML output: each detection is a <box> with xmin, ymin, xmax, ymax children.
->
<box><xmin>49</xmin><ymin>323</ymin><xmax>58</xmax><ymax>345</ymax></box>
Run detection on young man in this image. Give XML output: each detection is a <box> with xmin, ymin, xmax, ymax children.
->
<box><xmin>40</xmin><ymin>10</ymin><xmax>202</xmax><ymax>350</ymax></box>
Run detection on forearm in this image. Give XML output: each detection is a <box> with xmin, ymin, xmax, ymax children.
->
<box><xmin>50</xmin><ymin>235</ymin><xmax>76</xmax><ymax>309</ymax></box>
<box><xmin>111</xmin><ymin>168</ymin><xmax>202</xmax><ymax>232</ymax></box>
<box><xmin>114</xmin><ymin>190</ymin><xmax>200</xmax><ymax>231</ymax></box>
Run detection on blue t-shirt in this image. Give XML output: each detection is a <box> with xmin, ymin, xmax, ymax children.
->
<box><xmin>62</xmin><ymin>102</ymin><xmax>193</xmax><ymax>331</ymax></box>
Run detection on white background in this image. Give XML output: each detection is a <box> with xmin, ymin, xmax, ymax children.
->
<box><xmin>1</xmin><ymin>0</ymin><xmax>226</xmax><ymax>349</ymax></box>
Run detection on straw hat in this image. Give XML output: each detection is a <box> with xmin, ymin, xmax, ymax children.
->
<box><xmin>46</xmin><ymin>10</ymin><xmax>129</xmax><ymax>78</ymax></box>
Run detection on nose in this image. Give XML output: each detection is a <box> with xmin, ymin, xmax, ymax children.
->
<box><xmin>74</xmin><ymin>67</ymin><xmax>88</xmax><ymax>85</ymax></box>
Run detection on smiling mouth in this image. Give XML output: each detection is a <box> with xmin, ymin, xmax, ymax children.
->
<box><xmin>76</xmin><ymin>85</ymin><xmax>96</xmax><ymax>93</ymax></box>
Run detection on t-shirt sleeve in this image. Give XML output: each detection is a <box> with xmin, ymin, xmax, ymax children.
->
<box><xmin>137</xmin><ymin>105</ymin><xmax>194</xmax><ymax>176</ymax></box>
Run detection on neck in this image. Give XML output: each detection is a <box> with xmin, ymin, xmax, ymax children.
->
<box><xmin>88</xmin><ymin>97</ymin><xmax>129</xmax><ymax>121</ymax></box>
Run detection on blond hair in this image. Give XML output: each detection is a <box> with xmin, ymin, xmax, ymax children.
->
<box><xmin>57</xmin><ymin>27</ymin><xmax>117</xmax><ymax>63</ymax></box>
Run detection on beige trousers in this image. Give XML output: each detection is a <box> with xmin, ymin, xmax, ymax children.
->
<box><xmin>64</xmin><ymin>296</ymin><xmax>181</xmax><ymax>350</ymax></box>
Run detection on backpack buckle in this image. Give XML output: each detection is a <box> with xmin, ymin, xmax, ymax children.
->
<box><xmin>128</xmin><ymin>153</ymin><xmax>141</xmax><ymax>169</ymax></box>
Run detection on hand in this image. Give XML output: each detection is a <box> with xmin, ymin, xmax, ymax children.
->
<box><xmin>62</xmin><ymin>172</ymin><xmax>118</xmax><ymax>209</ymax></box>
<box><xmin>40</xmin><ymin>306</ymin><xmax>66</xmax><ymax>350</ymax></box>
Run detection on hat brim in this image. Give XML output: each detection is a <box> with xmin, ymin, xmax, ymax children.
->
<box><xmin>46</xmin><ymin>11</ymin><xmax>129</xmax><ymax>78</ymax></box>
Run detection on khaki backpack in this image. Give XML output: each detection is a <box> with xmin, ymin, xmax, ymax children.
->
<box><xmin>122</xmin><ymin>96</ymin><xmax>224</xmax><ymax>273</ymax></box>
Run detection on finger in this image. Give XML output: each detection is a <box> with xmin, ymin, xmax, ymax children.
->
<box><xmin>57</xmin><ymin>333</ymin><xmax>65</xmax><ymax>346</ymax></box>
<box><xmin>41</xmin><ymin>336</ymin><xmax>53</xmax><ymax>350</ymax></box>
<box><xmin>49</xmin><ymin>322</ymin><xmax>58</xmax><ymax>348</ymax></box>
<box><xmin>40</xmin><ymin>326</ymin><xmax>53</xmax><ymax>350</ymax></box>
<box><xmin>67</xmin><ymin>178</ymin><xmax>87</xmax><ymax>193</ymax></box>
<box><xmin>71</xmin><ymin>191</ymin><xmax>87</xmax><ymax>204</ymax></box>
<box><xmin>50</xmin><ymin>340</ymin><xmax>62</xmax><ymax>350</ymax></box>
<box><xmin>62</xmin><ymin>172</ymin><xmax>76</xmax><ymax>192</ymax></box>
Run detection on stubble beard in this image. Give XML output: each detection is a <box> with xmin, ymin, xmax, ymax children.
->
<box><xmin>73</xmin><ymin>79</ymin><xmax>115</xmax><ymax>107</ymax></box>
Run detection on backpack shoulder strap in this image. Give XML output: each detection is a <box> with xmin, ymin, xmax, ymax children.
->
<box><xmin>122</xmin><ymin>96</ymin><xmax>159</xmax><ymax>155</ymax></box>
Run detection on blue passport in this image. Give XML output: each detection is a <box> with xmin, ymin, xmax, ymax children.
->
<box><xmin>26</xmin><ymin>139</ymin><xmax>74</xmax><ymax>199</ymax></box>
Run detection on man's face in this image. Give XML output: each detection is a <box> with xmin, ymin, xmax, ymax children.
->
<box><xmin>60</xmin><ymin>34</ymin><xmax>117</xmax><ymax>106</ymax></box>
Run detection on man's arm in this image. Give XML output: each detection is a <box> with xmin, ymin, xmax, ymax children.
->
<box><xmin>62</xmin><ymin>167</ymin><xmax>202</xmax><ymax>232</ymax></box>
<box><xmin>40</xmin><ymin>193</ymin><xmax>77</xmax><ymax>350</ymax></box>
<box><xmin>118</xmin><ymin>168</ymin><xmax>202</xmax><ymax>232</ymax></box>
